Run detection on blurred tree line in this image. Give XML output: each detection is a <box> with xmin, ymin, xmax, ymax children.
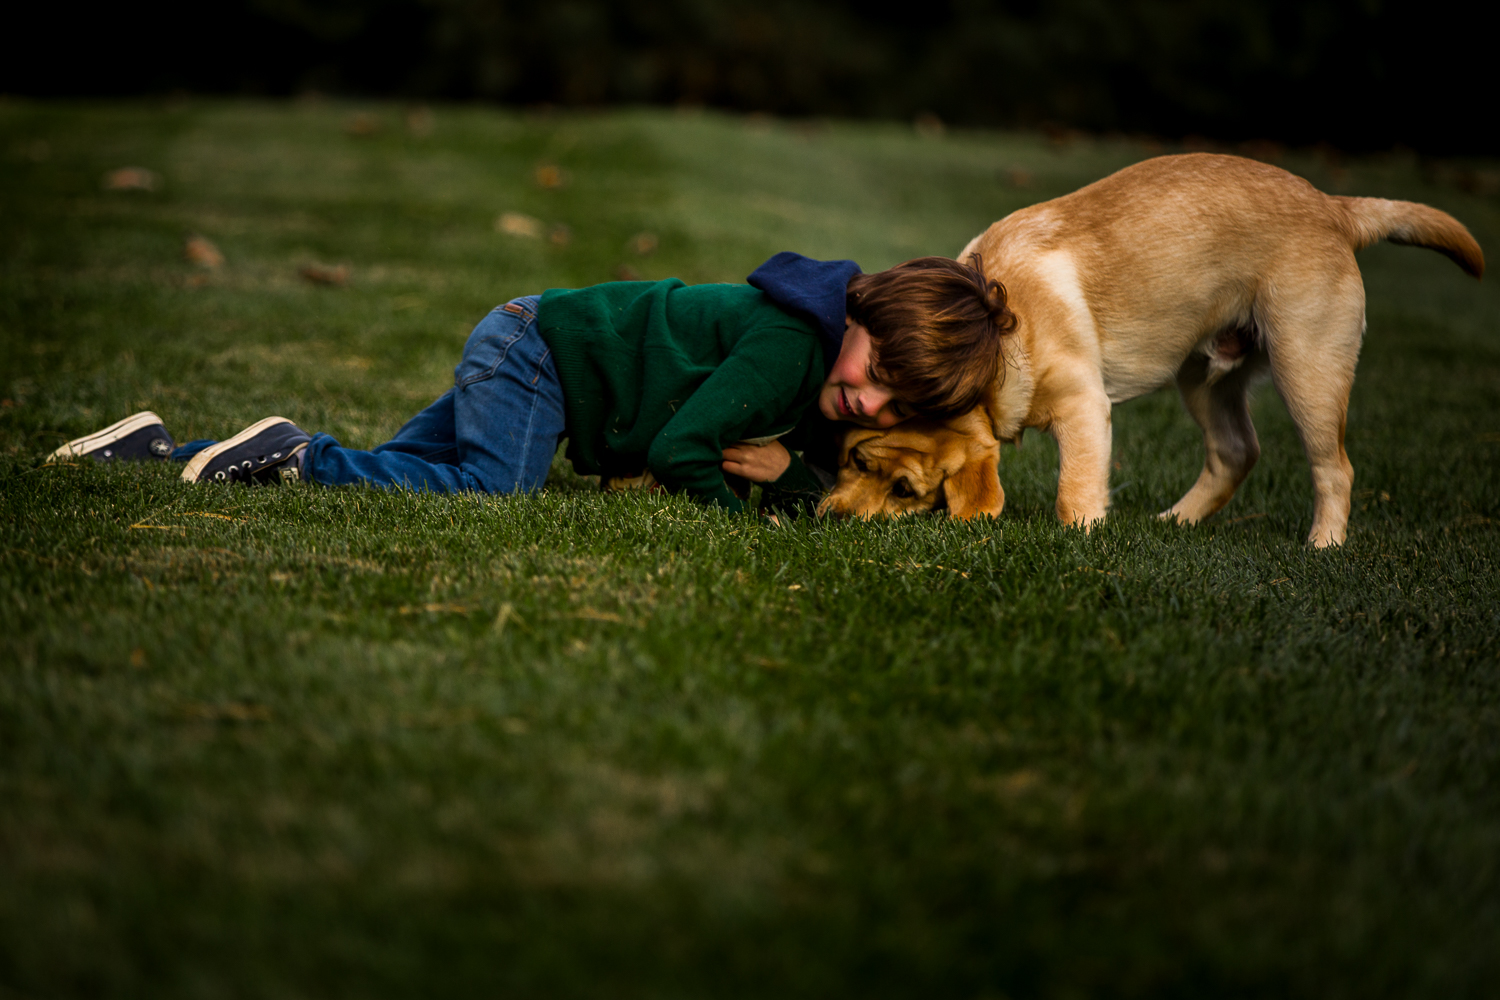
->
<box><xmin>5</xmin><ymin>0</ymin><xmax>1492</xmax><ymax>153</ymax></box>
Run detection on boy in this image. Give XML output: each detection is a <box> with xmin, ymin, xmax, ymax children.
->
<box><xmin>49</xmin><ymin>253</ymin><xmax>1010</xmax><ymax>514</ymax></box>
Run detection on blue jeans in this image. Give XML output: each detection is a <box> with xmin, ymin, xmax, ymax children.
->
<box><xmin>176</xmin><ymin>297</ymin><xmax>567</xmax><ymax>494</ymax></box>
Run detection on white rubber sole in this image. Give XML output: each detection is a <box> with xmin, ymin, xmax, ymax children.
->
<box><xmin>48</xmin><ymin>411</ymin><xmax>165</xmax><ymax>462</ymax></box>
<box><xmin>180</xmin><ymin>416</ymin><xmax>294</xmax><ymax>483</ymax></box>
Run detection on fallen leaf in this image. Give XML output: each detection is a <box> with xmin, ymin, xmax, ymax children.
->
<box><xmin>628</xmin><ymin>231</ymin><xmax>658</xmax><ymax>256</ymax></box>
<box><xmin>184</xmin><ymin>235</ymin><xmax>224</xmax><ymax>269</ymax></box>
<box><xmin>181</xmin><ymin>701</ymin><xmax>271</xmax><ymax>723</ymax></box>
<box><xmin>299</xmin><ymin>263</ymin><xmax>350</xmax><ymax>286</ymax></box>
<box><xmin>548</xmin><ymin>223</ymin><xmax>572</xmax><ymax>246</ymax></box>
<box><xmin>614</xmin><ymin>264</ymin><xmax>642</xmax><ymax>281</ymax></box>
<box><xmin>344</xmin><ymin>112</ymin><xmax>383</xmax><ymax>137</ymax></box>
<box><xmin>496</xmin><ymin>212</ymin><xmax>542</xmax><ymax>238</ymax></box>
<box><xmin>405</xmin><ymin>105</ymin><xmax>434</xmax><ymax>137</ymax></box>
<box><xmin>569</xmin><ymin>607</ymin><xmax>624</xmax><ymax>623</ymax></box>
<box><xmin>914</xmin><ymin>111</ymin><xmax>944</xmax><ymax>137</ymax></box>
<box><xmin>534</xmin><ymin>163</ymin><xmax>566</xmax><ymax>189</ymax></box>
<box><xmin>104</xmin><ymin>167</ymin><xmax>159</xmax><ymax>191</ymax></box>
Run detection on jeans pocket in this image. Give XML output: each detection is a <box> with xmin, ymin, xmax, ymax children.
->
<box><xmin>455</xmin><ymin>297</ymin><xmax>542</xmax><ymax>390</ymax></box>
<box><xmin>455</xmin><ymin>323</ymin><xmax>525</xmax><ymax>391</ymax></box>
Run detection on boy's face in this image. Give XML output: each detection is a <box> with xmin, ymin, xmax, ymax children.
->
<box><xmin>819</xmin><ymin>319</ymin><xmax>911</xmax><ymax>428</ymax></box>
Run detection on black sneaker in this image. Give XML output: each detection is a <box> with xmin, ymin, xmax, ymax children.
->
<box><xmin>181</xmin><ymin>417</ymin><xmax>311</xmax><ymax>485</ymax></box>
<box><xmin>49</xmin><ymin>411</ymin><xmax>176</xmax><ymax>463</ymax></box>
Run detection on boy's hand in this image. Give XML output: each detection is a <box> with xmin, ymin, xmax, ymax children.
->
<box><xmin>722</xmin><ymin>440</ymin><xmax>791</xmax><ymax>482</ymax></box>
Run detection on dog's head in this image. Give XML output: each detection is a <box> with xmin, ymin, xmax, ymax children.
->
<box><xmin>817</xmin><ymin>408</ymin><xmax>1003</xmax><ymax>520</ymax></box>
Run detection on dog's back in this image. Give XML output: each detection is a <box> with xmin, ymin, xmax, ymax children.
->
<box><xmin>960</xmin><ymin>153</ymin><xmax>1481</xmax><ymax>405</ymax></box>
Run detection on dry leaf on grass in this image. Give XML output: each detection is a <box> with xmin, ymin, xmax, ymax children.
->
<box><xmin>406</xmin><ymin>106</ymin><xmax>434</xmax><ymax>137</ymax></box>
<box><xmin>344</xmin><ymin>112</ymin><xmax>383</xmax><ymax>137</ymax></box>
<box><xmin>534</xmin><ymin>163</ymin><xmax>566</xmax><ymax>189</ymax></box>
<box><xmin>103</xmin><ymin>167</ymin><xmax>159</xmax><ymax>191</ymax></box>
<box><xmin>496</xmin><ymin>212</ymin><xmax>543</xmax><ymax>238</ymax></box>
<box><xmin>548</xmin><ymin>223</ymin><xmax>572</xmax><ymax>247</ymax></box>
<box><xmin>614</xmin><ymin>264</ymin><xmax>642</xmax><ymax>281</ymax></box>
<box><xmin>184</xmin><ymin>235</ymin><xmax>224</xmax><ymax>269</ymax></box>
<box><xmin>914</xmin><ymin>112</ymin><xmax>945</xmax><ymax>138</ymax></box>
<box><xmin>300</xmin><ymin>263</ymin><xmax>350</xmax><ymax>286</ymax></box>
<box><xmin>180</xmin><ymin>701</ymin><xmax>271</xmax><ymax>723</ymax></box>
<box><xmin>628</xmin><ymin>232</ymin><xmax>658</xmax><ymax>256</ymax></box>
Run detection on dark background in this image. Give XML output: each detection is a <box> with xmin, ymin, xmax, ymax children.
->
<box><xmin>4</xmin><ymin>0</ymin><xmax>1492</xmax><ymax>154</ymax></box>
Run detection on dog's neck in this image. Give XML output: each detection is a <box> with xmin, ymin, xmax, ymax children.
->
<box><xmin>988</xmin><ymin>338</ymin><xmax>1035</xmax><ymax>443</ymax></box>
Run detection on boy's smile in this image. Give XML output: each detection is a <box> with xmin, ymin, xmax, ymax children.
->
<box><xmin>819</xmin><ymin>320</ymin><xmax>910</xmax><ymax>428</ymax></box>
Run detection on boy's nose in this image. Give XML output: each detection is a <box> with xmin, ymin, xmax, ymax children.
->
<box><xmin>858</xmin><ymin>386</ymin><xmax>894</xmax><ymax>417</ymax></box>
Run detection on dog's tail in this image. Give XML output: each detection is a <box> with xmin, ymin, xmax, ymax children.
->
<box><xmin>1337</xmin><ymin>196</ymin><xmax>1484</xmax><ymax>278</ymax></box>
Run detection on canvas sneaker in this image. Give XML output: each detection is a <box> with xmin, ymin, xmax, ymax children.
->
<box><xmin>48</xmin><ymin>411</ymin><xmax>176</xmax><ymax>463</ymax></box>
<box><xmin>180</xmin><ymin>417</ymin><xmax>311</xmax><ymax>486</ymax></box>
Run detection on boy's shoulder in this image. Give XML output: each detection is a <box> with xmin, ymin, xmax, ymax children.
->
<box><xmin>543</xmin><ymin>278</ymin><xmax>822</xmax><ymax>340</ymax></box>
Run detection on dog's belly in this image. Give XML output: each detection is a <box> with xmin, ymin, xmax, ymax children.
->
<box><xmin>1100</xmin><ymin>349</ymin><xmax>1180</xmax><ymax>403</ymax></box>
<box><xmin>1097</xmin><ymin>324</ymin><xmax>1207</xmax><ymax>403</ymax></box>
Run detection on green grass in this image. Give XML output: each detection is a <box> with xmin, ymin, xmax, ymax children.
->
<box><xmin>2</xmin><ymin>99</ymin><xmax>1499</xmax><ymax>999</ymax></box>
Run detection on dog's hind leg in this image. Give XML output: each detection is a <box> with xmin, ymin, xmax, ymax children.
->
<box><xmin>1263</xmin><ymin>268</ymin><xmax>1366</xmax><ymax>548</ymax></box>
<box><xmin>1162</xmin><ymin>351</ymin><xmax>1266</xmax><ymax>526</ymax></box>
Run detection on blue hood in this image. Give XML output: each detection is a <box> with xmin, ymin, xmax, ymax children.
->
<box><xmin>747</xmin><ymin>251</ymin><xmax>861</xmax><ymax>357</ymax></box>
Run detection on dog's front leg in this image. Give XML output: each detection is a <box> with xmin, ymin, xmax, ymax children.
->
<box><xmin>1050</xmin><ymin>386</ymin><xmax>1113</xmax><ymax>529</ymax></box>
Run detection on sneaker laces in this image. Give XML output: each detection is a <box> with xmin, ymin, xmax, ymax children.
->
<box><xmin>213</xmin><ymin>447</ymin><xmax>296</xmax><ymax>483</ymax></box>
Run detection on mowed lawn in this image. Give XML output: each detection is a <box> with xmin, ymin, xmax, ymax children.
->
<box><xmin>2</xmin><ymin>100</ymin><xmax>1499</xmax><ymax>998</ymax></box>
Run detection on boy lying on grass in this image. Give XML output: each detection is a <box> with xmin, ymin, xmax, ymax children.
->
<box><xmin>51</xmin><ymin>253</ymin><xmax>1009</xmax><ymax>514</ymax></box>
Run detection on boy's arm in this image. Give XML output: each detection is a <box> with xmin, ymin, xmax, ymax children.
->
<box><xmin>646</xmin><ymin>330</ymin><xmax>821</xmax><ymax>513</ymax></box>
<box><xmin>758</xmin><ymin>413</ymin><xmax>837</xmax><ymax>514</ymax></box>
<box><xmin>760</xmin><ymin>452</ymin><xmax>826</xmax><ymax>512</ymax></box>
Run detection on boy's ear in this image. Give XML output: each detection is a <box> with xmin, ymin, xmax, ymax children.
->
<box><xmin>940</xmin><ymin>443</ymin><xmax>1003</xmax><ymax>519</ymax></box>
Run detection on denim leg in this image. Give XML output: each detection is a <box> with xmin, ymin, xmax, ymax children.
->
<box><xmin>301</xmin><ymin>390</ymin><xmax>468</xmax><ymax>490</ymax></box>
<box><xmin>452</xmin><ymin>299</ymin><xmax>566</xmax><ymax>492</ymax></box>
<box><xmin>371</xmin><ymin>390</ymin><xmax>461</xmax><ymax>465</ymax></box>
<box><xmin>301</xmin><ymin>297</ymin><xmax>565</xmax><ymax>493</ymax></box>
<box><xmin>170</xmin><ymin>440</ymin><xmax>216</xmax><ymax>462</ymax></box>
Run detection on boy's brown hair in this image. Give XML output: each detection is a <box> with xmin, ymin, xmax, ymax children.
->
<box><xmin>845</xmin><ymin>255</ymin><xmax>1015</xmax><ymax>418</ymax></box>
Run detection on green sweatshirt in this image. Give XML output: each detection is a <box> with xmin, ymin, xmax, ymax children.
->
<box><xmin>537</xmin><ymin>279</ymin><xmax>830</xmax><ymax>513</ymax></box>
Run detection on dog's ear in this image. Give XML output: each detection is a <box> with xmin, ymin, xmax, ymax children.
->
<box><xmin>939</xmin><ymin>442</ymin><xmax>1003</xmax><ymax>519</ymax></box>
<box><xmin>837</xmin><ymin>427</ymin><xmax>882</xmax><ymax>466</ymax></box>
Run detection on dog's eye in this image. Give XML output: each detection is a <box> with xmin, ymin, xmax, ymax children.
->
<box><xmin>891</xmin><ymin>479</ymin><xmax>914</xmax><ymax>499</ymax></box>
<box><xmin>851</xmin><ymin>452</ymin><xmax>869</xmax><ymax>473</ymax></box>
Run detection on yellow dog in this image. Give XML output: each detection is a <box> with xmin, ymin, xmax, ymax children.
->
<box><xmin>820</xmin><ymin>153</ymin><xmax>1483</xmax><ymax>546</ymax></box>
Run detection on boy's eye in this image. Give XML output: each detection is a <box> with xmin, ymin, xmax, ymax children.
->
<box><xmin>891</xmin><ymin>479</ymin><xmax>914</xmax><ymax>499</ymax></box>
